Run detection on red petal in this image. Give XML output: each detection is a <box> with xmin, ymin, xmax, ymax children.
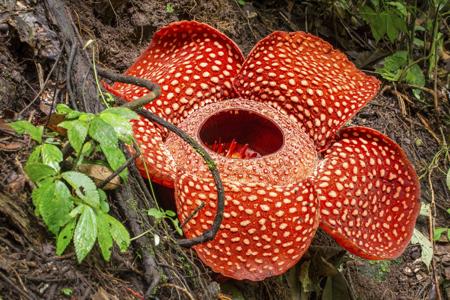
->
<box><xmin>166</xmin><ymin>99</ymin><xmax>320</xmax><ymax>280</ymax></box>
<box><xmin>106</xmin><ymin>20</ymin><xmax>244</xmax><ymax>124</ymax></box>
<box><xmin>105</xmin><ymin>21</ymin><xmax>245</xmax><ymax>185</ymax></box>
<box><xmin>233</xmin><ymin>32</ymin><xmax>380</xmax><ymax>151</ymax></box>
<box><xmin>314</xmin><ymin>126</ymin><xmax>420</xmax><ymax>259</ymax></box>
<box><xmin>175</xmin><ymin>173</ymin><xmax>318</xmax><ymax>281</ymax></box>
<box><xmin>132</xmin><ymin>117</ymin><xmax>175</xmax><ymax>187</ymax></box>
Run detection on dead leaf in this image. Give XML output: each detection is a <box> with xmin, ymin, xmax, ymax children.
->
<box><xmin>77</xmin><ymin>164</ymin><xmax>120</xmax><ymax>190</ymax></box>
<box><xmin>0</xmin><ymin>140</ymin><xmax>24</xmax><ymax>152</ymax></box>
<box><xmin>92</xmin><ymin>287</ymin><xmax>119</xmax><ymax>300</ymax></box>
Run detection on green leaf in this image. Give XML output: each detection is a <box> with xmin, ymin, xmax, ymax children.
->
<box><xmin>25</xmin><ymin>163</ymin><xmax>57</xmax><ymax>183</ymax></box>
<box><xmin>98</xmin><ymin>189</ymin><xmax>110</xmax><ymax>213</ymax></box>
<box><xmin>411</xmin><ymin>228</ymin><xmax>433</xmax><ymax>268</ymax></box>
<box><xmin>386</xmin><ymin>14</ymin><xmax>400</xmax><ymax>42</ymax></box>
<box><xmin>99</xmin><ymin>142</ymin><xmax>128</xmax><ymax>180</ymax></box>
<box><xmin>387</xmin><ymin>1</ymin><xmax>407</xmax><ymax>17</ymax></box>
<box><xmin>148</xmin><ymin>208</ymin><xmax>166</xmax><ymax>220</ymax></box>
<box><xmin>41</xmin><ymin>144</ymin><xmax>63</xmax><ymax>171</ymax></box>
<box><xmin>165</xmin><ymin>210</ymin><xmax>177</xmax><ymax>217</ymax></box>
<box><xmin>101</xmin><ymin>107</ymin><xmax>138</xmax><ymax>121</ymax></box>
<box><xmin>405</xmin><ymin>64</ymin><xmax>425</xmax><ymax>87</ymax></box>
<box><xmin>376</xmin><ymin>51</ymin><xmax>408</xmax><ymax>82</ymax></box>
<box><xmin>59</xmin><ymin>120</ymin><xmax>89</xmax><ymax>153</ymax></box>
<box><xmin>31</xmin><ymin>179</ymin><xmax>56</xmax><ymax>215</ymax></box>
<box><xmin>73</xmin><ymin>205</ymin><xmax>97</xmax><ymax>263</ymax></box>
<box><xmin>434</xmin><ymin>228</ymin><xmax>448</xmax><ymax>241</ymax></box>
<box><xmin>100</xmin><ymin>112</ymin><xmax>134</xmax><ymax>144</ymax></box>
<box><xmin>56</xmin><ymin>104</ymin><xmax>74</xmax><ymax>114</ymax></box>
<box><xmin>62</xmin><ymin>171</ymin><xmax>100</xmax><ymax>208</ymax></box>
<box><xmin>39</xmin><ymin>180</ymin><xmax>73</xmax><ymax>235</ymax></box>
<box><xmin>88</xmin><ymin>116</ymin><xmax>118</xmax><ymax>146</ymax></box>
<box><xmin>61</xmin><ymin>287</ymin><xmax>73</xmax><ymax>297</ymax></box>
<box><xmin>321</xmin><ymin>272</ymin><xmax>352</xmax><ymax>300</ymax></box>
<box><xmin>97</xmin><ymin>212</ymin><xmax>114</xmax><ymax>261</ymax></box>
<box><xmin>107</xmin><ymin>214</ymin><xmax>130</xmax><ymax>252</ymax></box>
<box><xmin>10</xmin><ymin>120</ymin><xmax>43</xmax><ymax>143</ymax></box>
<box><xmin>27</xmin><ymin>145</ymin><xmax>43</xmax><ymax>165</ymax></box>
<box><xmin>56</xmin><ymin>217</ymin><xmax>77</xmax><ymax>255</ymax></box>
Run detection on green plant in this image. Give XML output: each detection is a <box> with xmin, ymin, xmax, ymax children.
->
<box><xmin>360</xmin><ymin>0</ymin><xmax>408</xmax><ymax>43</ymax></box>
<box><xmin>165</xmin><ymin>3</ymin><xmax>174</xmax><ymax>13</ymax></box>
<box><xmin>61</xmin><ymin>288</ymin><xmax>73</xmax><ymax>297</ymax></box>
<box><xmin>147</xmin><ymin>208</ymin><xmax>182</xmax><ymax>236</ymax></box>
<box><xmin>376</xmin><ymin>50</ymin><xmax>425</xmax><ymax>98</ymax></box>
<box><xmin>10</xmin><ymin>104</ymin><xmax>138</xmax><ymax>263</ymax></box>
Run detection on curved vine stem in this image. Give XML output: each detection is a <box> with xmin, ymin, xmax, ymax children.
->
<box><xmin>95</xmin><ymin>68</ymin><xmax>225</xmax><ymax>248</ymax></box>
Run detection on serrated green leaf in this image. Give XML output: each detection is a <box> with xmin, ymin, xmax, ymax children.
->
<box><xmin>98</xmin><ymin>189</ymin><xmax>110</xmax><ymax>213</ymax></box>
<box><xmin>99</xmin><ymin>143</ymin><xmax>128</xmax><ymax>180</ymax></box>
<box><xmin>97</xmin><ymin>212</ymin><xmax>113</xmax><ymax>261</ymax></box>
<box><xmin>59</xmin><ymin>120</ymin><xmax>89</xmax><ymax>153</ymax></box>
<box><xmin>101</xmin><ymin>107</ymin><xmax>138</xmax><ymax>121</ymax></box>
<box><xmin>62</xmin><ymin>171</ymin><xmax>100</xmax><ymax>208</ymax></box>
<box><xmin>25</xmin><ymin>163</ymin><xmax>57</xmax><ymax>183</ymax></box>
<box><xmin>88</xmin><ymin>117</ymin><xmax>118</xmax><ymax>146</ymax></box>
<box><xmin>56</xmin><ymin>217</ymin><xmax>77</xmax><ymax>255</ymax></box>
<box><xmin>69</xmin><ymin>204</ymin><xmax>84</xmax><ymax>218</ymax></box>
<box><xmin>41</xmin><ymin>144</ymin><xmax>63</xmax><ymax>171</ymax></box>
<box><xmin>10</xmin><ymin>120</ymin><xmax>43</xmax><ymax>143</ymax></box>
<box><xmin>106</xmin><ymin>214</ymin><xmax>130</xmax><ymax>252</ymax></box>
<box><xmin>406</xmin><ymin>64</ymin><xmax>425</xmax><ymax>86</ymax></box>
<box><xmin>39</xmin><ymin>180</ymin><xmax>73</xmax><ymax>235</ymax></box>
<box><xmin>100</xmin><ymin>112</ymin><xmax>134</xmax><ymax>144</ymax></box>
<box><xmin>56</xmin><ymin>104</ymin><xmax>74</xmax><ymax>114</ymax></box>
<box><xmin>411</xmin><ymin>228</ymin><xmax>433</xmax><ymax>268</ymax></box>
<box><xmin>376</xmin><ymin>51</ymin><xmax>408</xmax><ymax>82</ymax></box>
<box><xmin>27</xmin><ymin>145</ymin><xmax>43</xmax><ymax>165</ymax></box>
<box><xmin>31</xmin><ymin>179</ymin><xmax>55</xmax><ymax>215</ymax></box>
<box><xmin>73</xmin><ymin>205</ymin><xmax>97</xmax><ymax>263</ymax></box>
<box><xmin>81</xmin><ymin>141</ymin><xmax>95</xmax><ymax>156</ymax></box>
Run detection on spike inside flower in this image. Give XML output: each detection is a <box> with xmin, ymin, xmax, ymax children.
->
<box><xmin>200</xmin><ymin>109</ymin><xmax>284</xmax><ymax>159</ymax></box>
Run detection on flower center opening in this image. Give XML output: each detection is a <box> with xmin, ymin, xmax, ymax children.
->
<box><xmin>199</xmin><ymin>109</ymin><xmax>284</xmax><ymax>159</ymax></box>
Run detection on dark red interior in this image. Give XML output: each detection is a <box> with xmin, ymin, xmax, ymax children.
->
<box><xmin>199</xmin><ymin>109</ymin><xmax>284</xmax><ymax>157</ymax></box>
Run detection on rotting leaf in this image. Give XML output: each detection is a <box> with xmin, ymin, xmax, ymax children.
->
<box><xmin>77</xmin><ymin>163</ymin><xmax>120</xmax><ymax>190</ymax></box>
<box><xmin>411</xmin><ymin>228</ymin><xmax>433</xmax><ymax>268</ymax></box>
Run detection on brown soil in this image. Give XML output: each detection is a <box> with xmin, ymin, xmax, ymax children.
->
<box><xmin>1</xmin><ymin>0</ymin><xmax>449</xmax><ymax>299</ymax></box>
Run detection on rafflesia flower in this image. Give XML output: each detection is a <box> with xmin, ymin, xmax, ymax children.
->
<box><xmin>105</xmin><ymin>21</ymin><xmax>420</xmax><ymax>281</ymax></box>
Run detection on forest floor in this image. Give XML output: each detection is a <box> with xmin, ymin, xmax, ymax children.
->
<box><xmin>0</xmin><ymin>0</ymin><xmax>449</xmax><ymax>299</ymax></box>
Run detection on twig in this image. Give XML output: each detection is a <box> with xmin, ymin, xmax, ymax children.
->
<box><xmin>66</xmin><ymin>42</ymin><xmax>78</xmax><ymax>110</ymax></box>
<box><xmin>417</xmin><ymin>113</ymin><xmax>441</xmax><ymax>144</ymax></box>
<box><xmin>18</xmin><ymin>45</ymin><xmax>65</xmax><ymax>116</ymax></box>
<box><xmin>427</xmin><ymin>164</ymin><xmax>442</xmax><ymax>300</ymax></box>
<box><xmin>159</xmin><ymin>283</ymin><xmax>196</xmax><ymax>300</ymax></box>
<box><xmin>96</xmin><ymin>69</ymin><xmax>225</xmax><ymax>248</ymax></box>
<box><xmin>181</xmin><ymin>201</ymin><xmax>205</xmax><ymax>228</ymax></box>
<box><xmin>0</xmin><ymin>271</ymin><xmax>35</xmax><ymax>300</ymax></box>
<box><xmin>96</xmin><ymin>67</ymin><xmax>161</xmax><ymax>109</ymax></box>
<box><xmin>96</xmin><ymin>147</ymin><xmax>140</xmax><ymax>189</ymax></box>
